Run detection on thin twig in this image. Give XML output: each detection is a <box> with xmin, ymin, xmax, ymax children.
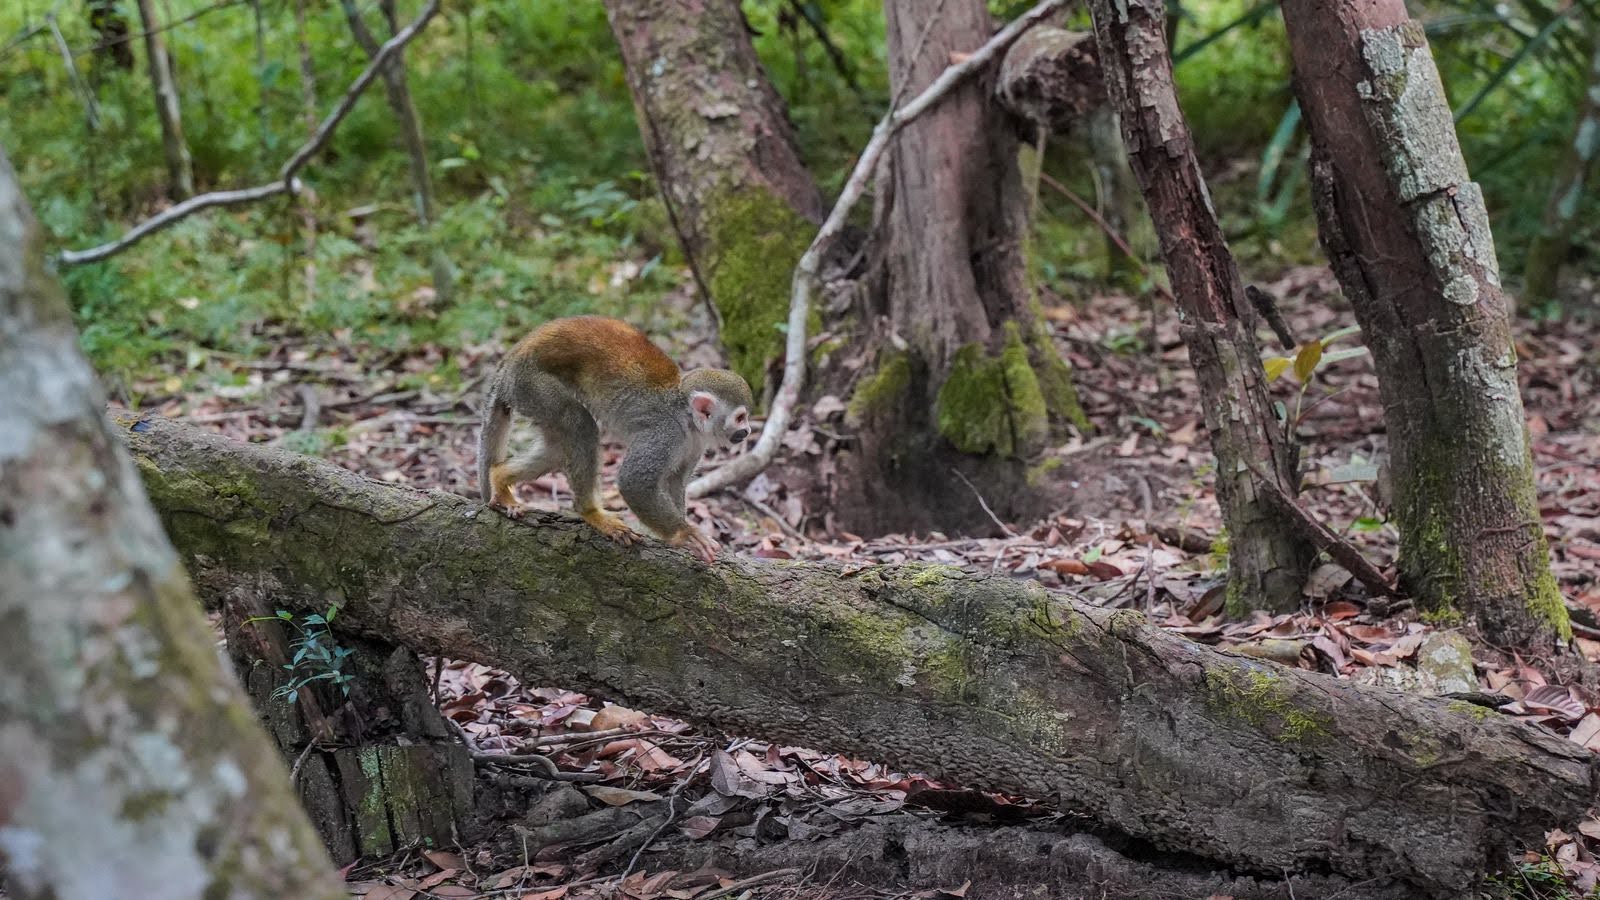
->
<box><xmin>1039</xmin><ymin>171</ymin><xmax>1172</xmax><ymax>302</ymax></box>
<box><xmin>688</xmin><ymin>0</ymin><xmax>1066</xmax><ymax>498</ymax></box>
<box><xmin>615</xmin><ymin>749</ymin><xmax>705</xmax><ymax>887</ymax></box>
<box><xmin>742</xmin><ymin>492</ymin><xmax>808</xmax><ymax>542</ymax></box>
<box><xmin>1247</xmin><ymin>463</ymin><xmax>1400</xmax><ymax>599</ymax></box>
<box><xmin>696</xmin><ymin>868</ymin><xmax>805</xmax><ymax>900</ymax></box>
<box><xmin>47</xmin><ymin>13</ymin><xmax>99</xmax><ymax>129</ymax></box>
<box><xmin>289</xmin><ymin>741</ymin><xmax>318</xmax><ymax>783</ymax></box>
<box><xmin>57</xmin><ymin>0</ymin><xmax>440</xmax><ymax>266</ymax></box>
<box><xmin>951</xmin><ymin>468</ymin><xmax>1018</xmax><ymax>537</ymax></box>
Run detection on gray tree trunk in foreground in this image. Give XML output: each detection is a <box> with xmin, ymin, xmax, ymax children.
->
<box><xmin>1279</xmin><ymin>0</ymin><xmax>1569</xmax><ymax>650</ymax></box>
<box><xmin>125</xmin><ymin>416</ymin><xmax>1595</xmax><ymax>899</ymax></box>
<box><xmin>0</xmin><ymin>151</ymin><xmax>339</xmax><ymax>898</ymax></box>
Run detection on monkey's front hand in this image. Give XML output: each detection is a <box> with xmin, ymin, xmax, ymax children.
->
<box><xmin>666</xmin><ymin>526</ymin><xmax>718</xmax><ymax>564</ymax></box>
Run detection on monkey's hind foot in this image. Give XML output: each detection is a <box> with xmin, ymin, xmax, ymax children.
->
<box><xmin>490</xmin><ymin>500</ymin><xmax>527</xmax><ymax>520</ymax></box>
<box><xmin>581</xmin><ymin>509</ymin><xmax>642</xmax><ymax>546</ymax></box>
<box><xmin>666</xmin><ymin>527</ymin><xmax>718</xmax><ymax>564</ymax></box>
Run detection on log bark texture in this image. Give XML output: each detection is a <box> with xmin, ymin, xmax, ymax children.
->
<box><xmin>1086</xmin><ymin>0</ymin><xmax>1315</xmax><ymax>611</ymax></box>
<box><xmin>0</xmin><ymin>153</ymin><xmax>339</xmax><ymax>898</ymax></box>
<box><xmin>1279</xmin><ymin>0</ymin><xmax>1569</xmax><ymax>649</ymax></box>
<box><xmin>126</xmin><ymin>416</ymin><xmax>1597</xmax><ymax>897</ymax></box>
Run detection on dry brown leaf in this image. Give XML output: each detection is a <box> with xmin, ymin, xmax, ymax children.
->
<box><xmin>590</xmin><ymin>704</ymin><xmax>649</xmax><ymax>732</ymax></box>
<box><xmin>364</xmin><ymin>887</ymin><xmax>418</xmax><ymax>900</ymax></box>
<box><xmin>1525</xmin><ymin>685</ymin><xmax>1586</xmax><ymax>721</ymax></box>
<box><xmin>520</xmin><ymin>889</ymin><xmax>567</xmax><ymax>900</ymax></box>
<box><xmin>422</xmin><ymin>850</ymin><xmax>465</xmax><ymax>871</ymax></box>
<box><xmin>679</xmin><ymin>815</ymin><xmax>722</xmax><ymax>839</ymax></box>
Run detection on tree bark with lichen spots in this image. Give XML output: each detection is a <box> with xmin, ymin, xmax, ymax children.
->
<box><xmin>1279</xmin><ymin>0</ymin><xmax>1568</xmax><ymax>651</ymax></box>
<box><xmin>126</xmin><ymin>415</ymin><xmax>1596</xmax><ymax>899</ymax></box>
<box><xmin>0</xmin><ymin>150</ymin><xmax>341</xmax><ymax>899</ymax></box>
<box><xmin>603</xmin><ymin>0</ymin><xmax>824</xmax><ymax>393</ymax></box>
<box><xmin>1085</xmin><ymin>0</ymin><xmax>1315</xmax><ymax>612</ymax></box>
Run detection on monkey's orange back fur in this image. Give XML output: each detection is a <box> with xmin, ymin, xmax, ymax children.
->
<box><xmin>509</xmin><ymin>316</ymin><xmax>680</xmax><ymax>396</ymax></box>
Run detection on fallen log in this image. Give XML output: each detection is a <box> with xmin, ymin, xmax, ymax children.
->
<box><xmin>124</xmin><ymin>415</ymin><xmax>1596</xmax><ymax>897</ymax></box>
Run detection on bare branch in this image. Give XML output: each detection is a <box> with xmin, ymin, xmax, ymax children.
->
<box><xmin>57</xmin><ymin>0</ymin><xmax>440</xmax><ymax>267</ymax></box>
<box><xmin>688</xmin><ymin>0</ymin><xmax>1067</xmax><ymax>498</ymax></box>
<box><xmin>71</xmin><ymin>0</ymin><xmax>248</xmax><ymax>57</ymax></box>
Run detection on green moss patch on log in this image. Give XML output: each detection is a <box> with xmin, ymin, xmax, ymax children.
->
<box><xmin>1205</xmin><ymin>668</ymin><xmax>1331</xmax><ymax>743</ymax></box>
<box><xmin>704</xmin><ymin>190</ymin><xmax>814</xmax><ymax>395</ymax></box>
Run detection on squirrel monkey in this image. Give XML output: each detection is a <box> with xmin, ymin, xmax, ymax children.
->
<box><xmin>478</xmin><ymin>316</ymin><xmax>753</xmax><ymax>563</ymax></box>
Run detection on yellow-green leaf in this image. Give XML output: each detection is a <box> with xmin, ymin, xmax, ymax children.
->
<box><xmin>1293</xmin><ymin>341</ymin><xmax>1324</xmax><ymax>381</ymax></box>
<box><xmin>1264</xmin><ymin>357</ymin><xmax>1291</xmax><ymax>381</ymax></box>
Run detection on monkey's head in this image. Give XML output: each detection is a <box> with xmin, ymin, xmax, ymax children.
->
<box><xmin>682</xmin><ymin>368</ymin><xmax>754</xmax><ymax>446</ymax></box>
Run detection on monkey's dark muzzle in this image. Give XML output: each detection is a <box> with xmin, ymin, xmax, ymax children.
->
<box><xmin>730</xmin><ymin>429</ymin><xmax>750</xmax><ymax>444</ymax></box>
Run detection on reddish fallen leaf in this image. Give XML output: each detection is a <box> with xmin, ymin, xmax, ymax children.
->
<box><xmin>519</xmin><ymin>889</ymin><xmax>567</xmax><ymax>900</ymax></box>
<box><xmin>429</xmin><ymin>888</ymin><xmax>476</xmax><ymax>898</ymax></box>
<box><xmin>754</xmin><ymin>547</ymin><xmax>794</xmax><ymax>559</ymax></box>
<box><xmin>590</xmin><ymin>704</ymin><xmax>649</xmax><ymax>732</ymax></box>
<box><xmin>1525</xmin><ymin>685</ymin><xmax>1586</xmax><ymax>721</ymax></box>
<box><xmin>363</xmin><ymin>887</ymin><xmax>417</xmax><ymax>900</ymax></box>
<box><xmin>423</xmin><ymin>850</ymin><xmax>465</xmax><ymax>871</ymax></box>
<box><xmin>1041</xmin><ymin>558</ymin><xmax>1089</xmax><ymax>576</ymax></box>
<box><xmin>1322</xmin><ymin>600</ymin><xmax>1361</xmax><ymax>621</ymax></box>
<box><xmin>1579</xmin><ymin>817</ymin><xmax>1600</xmax><ymax>841</ymax></box>
<box><xmin>1086</xmin><ymin>560</ymin><xmax>1124</xmax><ymax>580</ymax></box>
<box><xmin>679</xmin><ymin>815</ymin><xmax>722</xmax><ymax>839</ymax></box>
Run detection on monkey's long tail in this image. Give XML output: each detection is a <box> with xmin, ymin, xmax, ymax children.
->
<box><xmin>477</xmin><ymin>383</ymin><xmax>512</xmax><ymax>503</ymax></box>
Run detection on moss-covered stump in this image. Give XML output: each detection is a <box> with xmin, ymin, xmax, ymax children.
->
<box><xmin>223</xmin><ymin>587</ymin><xmax>472</xmax><ymax>863</ymax></box>
<box><xmin>127</xmin><ymin>417</ymin><xmax>1597</xmax><ymax>897</ymax></box>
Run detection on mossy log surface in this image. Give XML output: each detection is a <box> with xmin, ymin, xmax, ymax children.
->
<box><xmin>126</xmin><ymin>417</ymin><xmax>1596</xmax><ymax>897</ymax></box>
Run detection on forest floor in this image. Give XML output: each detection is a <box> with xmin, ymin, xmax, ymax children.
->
<box><xmin>126</xmin><ymin>274</ymin><xmax>1600</xmax><ymax>899</ymax></box>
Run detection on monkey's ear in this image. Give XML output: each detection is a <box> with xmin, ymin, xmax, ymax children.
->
<box><xmin>690</xmin><ymin>392</ymin><xmax>717</xmax><ymax>427</ymax></box>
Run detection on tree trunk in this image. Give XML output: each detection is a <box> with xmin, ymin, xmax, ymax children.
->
<box><xmin>134</xmin><ymin>0</ymin><xmax>194</xmax><ymax>199</ymax></box>
<box><xmin>339</xmin><ymin>0</ymin><xmax>454</xmax><ymax>304</ymax></box>
<box><xmin>825</xmin><ymin>0</ymin><xmax>1089</xmax><ymax>535</ymax></box>
<box><xmin>0</xmin><ymin>153</ymin><xmax>338</xmax><ymax>898</ymax></box>
<box><xmin>603</xmin><ymin>0</ymin><xmax>825</xmax><ymax>394</ymax></box>
<box><xmin>125</xmin><ymin>416</ymin><xmax>1597</xmax><ymax>898</ymax></box>
<box><xmin>86</xmin><ymin>0</ymin><xmax>135</xmax><ymax>70</ymax></box>
<box><xmin>1086</xmin><ymin>0</ymin><xmax>1315</xmax><ymax>611</ymax></box>
<box><xmin>223</xmin><ymin>590</ymin><xmax>474</xmax><ymax>864</ymax></box>
<box><xmin>1522</xmin><ymin>24</ymin><xmax>1600</xmax><ymax>309</ymax></box>
<box><xmin>1278</xmin><ymin>0</ymin><xmax>1569</xmax><ymax>649</ymax></box>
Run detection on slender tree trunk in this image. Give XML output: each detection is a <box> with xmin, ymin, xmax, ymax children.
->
<box><xmin>124</xmin><ymin>416</ymin><xmax>1598</xmax><ymax>898</ymax></box>
<box><xmin>134</xmin><ymin>0</ymin><xmax>194</xmax><ymax>199</ymax></box>
<box><xmin>293</xmin><ymin>0</ymin><xmax>319</xmax><ymax>305</ymax></box>
<box><xmin>0</xmin><ymin>151</ymin><xmax>339</xmax><ymax>899</ymax></box>
<box><xmin>1279</xmin><ymin>0</ymin><xmax>1569</xmax><ymax>649</ymax></box>
<box><xmin>339</xmin><ymin>0</ymin><xmax>454</xmax><ymax>303</ymax></box>
<box><xmin>1086</xmin><ymin>0</ymin><xmax>1315</xmax><ymax>610</ymax></box>
<box><xmin>603</xmin><ymin>0</ymin><xmax>825</xmax><ymax>394</ymax></box>
<box><xmin>1522</xmin><ymin>23</ymin><xmax>1600</xmax><ymax>308</ymax></box>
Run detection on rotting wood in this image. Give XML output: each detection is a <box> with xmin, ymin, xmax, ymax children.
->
<box><xmin>125</xmin><ymin>416</ymin><xmax>1597</xmax><ymax>897</ymax></box>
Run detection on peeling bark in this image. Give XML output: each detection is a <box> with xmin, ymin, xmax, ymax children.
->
<box><xmin>0</xmin><ymin>152</ymin><xmax>338</xmax><ymax>898</ymax></box>
<box><xmin>1086</xmin><ymin>0</ymin><xmax>1315</xmax><ymax>611</ymax></box>
<box><xmin>126</xmin><ymin>416</ymin><xmax>1597</xmax><ymax>897</ymax></box>
<box><xmin>1279</xmin><ymin>0</ymin><xmax>1568</xmax><ymax>649</ymax></box>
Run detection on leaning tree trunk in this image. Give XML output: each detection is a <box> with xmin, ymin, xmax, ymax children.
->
<box><xmin>0</xmin><ymin>151</ymin><xmax>339</xmax><ymax>898</ymax></box>
<box><xmin>604</xmin><ymin>0</ymin><xmax>825</xmax><ymax>393</ymax></box>
<box><xmin>833</xmin><ymin>0</ymin><xmax>1088</xmax><ymax>535</ymax></box>
<box><xmin>1522</xmin><ymin>22</ymin><xmax>1600</xmax><ymax>308</ymax></box>
<box><xmin>124</xmin><ymin>416</ymin><xmax>1597</xmax><ymax>898</ymax></box>
<box><xmin>1278</xmin><ymin>0</ymin><xmax>1569</xmax><ymax>649</ymax></box>
<box><xmin>134</xmin><ymin>0</ymin><xmax>194</xmax><ymax>199</ymax></box>
<box><xmin>1086</xmin><ymin>0</ymin><xmax>1315</xmax><ymax>611</ymax></box>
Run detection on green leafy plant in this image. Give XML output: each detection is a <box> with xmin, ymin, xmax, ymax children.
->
<box><xmin>246</xmin><ymin>605</ymin><xmax>355</xmax><ymax>705</ymax></box>
<box><xmin>1261</xmin><ymin>324</ymin><xmax>1367</xmax><ymax>434</ymax></box>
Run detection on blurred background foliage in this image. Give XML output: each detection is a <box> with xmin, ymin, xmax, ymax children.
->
<box><xmin>0</xmin><ymin>0</ymin><xmax>1594</xmax><ymax>394</ymax></box>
